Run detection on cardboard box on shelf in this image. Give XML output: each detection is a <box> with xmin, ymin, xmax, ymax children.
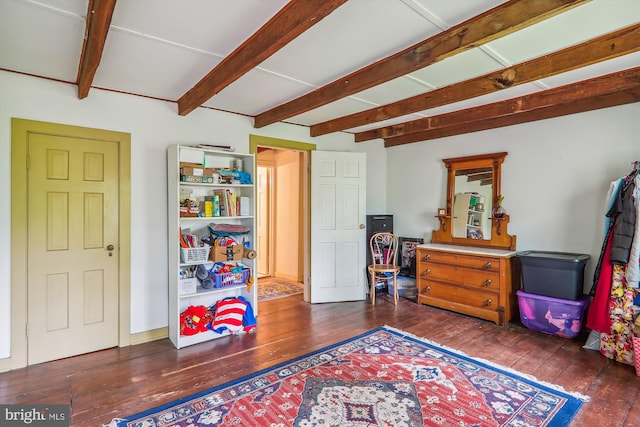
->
<box><xmin>210</xmin><ymin>244</ymin><xmax>243</xmax><ymax>262</ymax></box>
<box><xmin>180</xmin><ymin>162</ymin><xmax>215</xmax><ymax>177</ymax></box>
<box><xmin>181</xmin><ymin>175</ymin><xmax>214</xmax><ymax>184</ymax></box>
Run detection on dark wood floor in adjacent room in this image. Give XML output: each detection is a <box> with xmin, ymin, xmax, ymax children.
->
<box><xmin>0</xmin><ymin>294</ymin><xmax>638</xmax><ymax>426</ymax></box>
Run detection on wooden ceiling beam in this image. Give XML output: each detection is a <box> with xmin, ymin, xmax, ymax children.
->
<box><xmin>76</xmin><ymin>0</ymin><xmax>116</xmax><ymax>99</ymax></box>
<box><xmin>253</xmin><ymin>0</ymin><xmax>589</xmax><ymax>128</ymax></box>
<box><xmin>467</xmin><ymin>173</ymin><xmax>493</xmax><ymax>182</ymax></box>
<box><xmin>319</xmin><ymin>23</ymin><xmax>640</xmax><ymax>138</ymax></box>
<box><xmin>177</xmin><ymin>0</ymin><xmax>347</xmax><ymax>116</ymax></box>
<box><xmin>382</xmin><ymin>67</ymin><xmax>640</xmax><ymax>147</ymax></box>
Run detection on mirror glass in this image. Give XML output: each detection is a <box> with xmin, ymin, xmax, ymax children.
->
<box><xmin>452</xmin><ymin>167</ymin><xmax>493</xmax><ymax>240</ymax></box>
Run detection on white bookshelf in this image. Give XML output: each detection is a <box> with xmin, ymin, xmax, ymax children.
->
<box><xmin>167</xmin><ymin>145</ymin><xmax>256</xmax><ymax>349</ymax></box>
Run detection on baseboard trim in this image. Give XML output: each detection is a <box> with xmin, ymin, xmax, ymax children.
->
<box><xmin>0</xmin><ymin>355</ymin><xmax>23</xmax><ymax>373</ymax></box>
<box><xmin>129</xmin><ymin>327</ymin><xmax>168</xmax><ymax>346</ymax></box>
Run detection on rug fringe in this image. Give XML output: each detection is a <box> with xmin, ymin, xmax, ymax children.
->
<box><xmin>381</xmin><ymin>325</ymin><xmax>591</xmax><ymax>402</ymax></box>
<box><xmin>102</xmin><ymin>418</ymin><xmax>124</xmax><ymax>427</ymax></box>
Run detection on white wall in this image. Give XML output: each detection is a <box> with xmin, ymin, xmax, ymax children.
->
<box><xmin>0</xmin><ymin>71</ymin><xmax>384</xmax><ymax>359</ymax></box>
<box><xmin>3</xmin><ymin>70</ymin><xmax>637</xmax><ymax>361</ymax></box>
<box><xmin>386</xmin><ymin>103</ymin><xmax>640</xmax><ymax>292</ymax></box>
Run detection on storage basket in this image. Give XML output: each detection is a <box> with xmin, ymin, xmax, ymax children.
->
<box><xmin>213</xmin><ymin>268</ymin><xmax>249</xmax><ymax>288</ymax></box>
<box><xmin>180</xmin><ymin>246</ymin><xmax>211</xmax><ymax>263</ymax></box>
<box><xmin>633</xmin><ymin>336</ymin><xmax>640</xmax><ymax>377</ymax></box>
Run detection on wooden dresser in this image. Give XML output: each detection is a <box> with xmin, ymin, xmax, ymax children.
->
<box><xmin>416</xmin><ymin>243</ymin><xmax>517</xmax><ymax>325</ymax></box>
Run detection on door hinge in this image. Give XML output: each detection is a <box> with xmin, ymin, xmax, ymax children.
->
<box><xmin>26</xmin><ymin>155</ymin><xmax>30</xmax><ymax>170</ymax></box>
<box><xmin>25</xmin><ymin>323</ymin><xmax>29</xmax><ymax>337</ymax></box>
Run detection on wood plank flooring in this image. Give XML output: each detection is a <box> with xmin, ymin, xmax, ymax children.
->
<box><xmin>0</xmin><ymin>293</ymin><xmax>638</xmax><ymax>426</ymax></box>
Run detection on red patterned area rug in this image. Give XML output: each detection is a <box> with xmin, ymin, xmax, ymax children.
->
<box><xmin>108</xmin><ymin>326</ymin><xmax>588</xmax><ymax>426</ymax></box>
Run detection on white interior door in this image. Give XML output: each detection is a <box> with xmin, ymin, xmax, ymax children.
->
<box><xmin>27</xmin><ymin>133</ymin><xmax>119</xmax><ymax>364</ymax></box>
<box><xmin>310</xmin><ymin>151</ymin><xmax>366</xmax><ymax>303</ymax></box>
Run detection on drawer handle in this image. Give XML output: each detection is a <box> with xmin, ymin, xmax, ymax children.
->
<box><xmin>484</xmin><ymin>279</ymin><xmax>492</xmax><ymax>287</ymax></box>
<box><xmin>424</xmin><ymin>268</ymin><xmax>431</xmax><ymax>275</ymax></box>
<box><xmin>484</xmin><ymin>262</ymin><xmax>492</xmax><ymax>269</ymax></box>
<box><xmin>484</xmin><ymin>299</ymin><xmax>492</xmax><ymax>307</ymax></box>
<box><xmin>423</xmin><ymin>254</ymin><xmax>431</xmax><ymax>261</ymax></box>
<box><xmin>424</xmin><ymin>286</ymin><xmax>430</xmax><ymax>293</ymax></box>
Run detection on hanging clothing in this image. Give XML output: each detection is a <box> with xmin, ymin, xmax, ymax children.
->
<box><xmin>586</xmin><ymin>228</ymin><xmax>615</xmax><ymax>333</ymax></box>
<box><xmin>589</xmin><ymin>178</ymin><xmax>623</xmax><ymax>296</ymax></box>
<box><xmin>610</xmin><ymin>180</ymin><xmax>637</xmax><ymax>265</ymax></box>
<box><xmin>625</xmin><ymin>174</ymin><xmax>640</xmax><ymax>288</ymax></box>
<box><xmin>599</xmin><ymin>264</ymin><xmax>635</xmax><ymax>365</ymax></box>
<box><xmin>589</xmin><ymin>162</ymin><xmax>640</xmax><ymax>365</ymax></box>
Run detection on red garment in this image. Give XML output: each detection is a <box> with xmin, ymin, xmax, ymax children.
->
<box><xmin>586</xmin><ymin>229</ymin><xmax>614</xmax><ymax>333</ymax></box>
<box><xmin>180</xmin><ymin>305</ymin><xmax>212</xmax><ymax>336</ymax></box>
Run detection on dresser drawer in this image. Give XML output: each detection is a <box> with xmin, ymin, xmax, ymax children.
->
<box><xmin>421</xmin><ymin>281</ymin><xmax>498</xmax><ymax>312</ymax></box>
<box><xmin>419</xmin><ymin>263</ymin><xmax>499</xmax><ymax>290</ymax></box>
<box><xmin>418</xmin><ymin>249</ymin><xmax>499</xmax><ymax>272</ymax></box>
<box><xmin>416</xmin><ymin>246</ymin><xmax>515</xmax><ymax>325</ymax></box>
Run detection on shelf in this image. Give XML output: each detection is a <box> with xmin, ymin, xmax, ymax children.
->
<box><xmin>179</xmin><ymin>182</ymin><xmax>253</xmax><ymax>188</ymax></box>
<box><xmin>179</xmin><ymin>282</ymin><xmax>251</xmax><ymax>299</ymax></box>
<box><xmin>180</xmin><ymin>215</ymin><xmax>254</xmax><ymax>221</ymax></box>
<box><xmin>177</xmin><ymin>329</ymin><xmax>231</xmax><ymax>347</ymax></box>
<box><xmin>180</xmin><ymin>260</ymin><xmax>249</xmax><ymax>268</ymax></box>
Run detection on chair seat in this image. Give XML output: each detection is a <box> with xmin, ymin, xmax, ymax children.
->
<box><xmin>368</xmin><ymin>264</ymin><xmax>399</xmax><ymax>272</ymax></box>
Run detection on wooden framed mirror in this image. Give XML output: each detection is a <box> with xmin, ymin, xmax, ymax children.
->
<box><xmin>432</xmin><ymin>152</ymin><xmax>516</xmax><ymax>250</ymax></box>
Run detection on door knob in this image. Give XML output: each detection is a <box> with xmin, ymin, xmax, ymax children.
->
<box><xmin>359</xmin><ymin>224</ymin><xmax>365</xmax><ymax>229</ymax></box>
<box><xmin>107</xmin><ymin>244</ymin><xmax>115</xmax><ymax>251</ymax></box>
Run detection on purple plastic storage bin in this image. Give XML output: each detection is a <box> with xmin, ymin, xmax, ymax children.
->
<box><xmin>517</xmin><ymin>290</ymin><xmax>590</xmax><ymax>339</ymax></box>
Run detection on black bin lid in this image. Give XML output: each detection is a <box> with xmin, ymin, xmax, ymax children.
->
<box><xmin>517</xmin><ymin>250</ymin><xmax>590</xmax><ymax>262</ymax></box>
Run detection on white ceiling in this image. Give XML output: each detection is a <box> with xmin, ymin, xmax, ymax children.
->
<box><xmin>1</xmin><ymin>0</ymin><xmax>639</xmax><ymax>140</ymax></box>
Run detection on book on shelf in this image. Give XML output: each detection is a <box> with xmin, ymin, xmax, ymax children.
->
<box><xmin>239</xmin><ymin>196</ymin><xmax>250</xmax><ymax>216</ymax></box>
<box><xmin>213</xmin><ymin>189</ymin><xmax>227</xmax><ymax>217</ymax></box>
<box><xmin>226</xmin><ymin>189</ymin><xmax>237</xmax><ymax>216</ymax></box>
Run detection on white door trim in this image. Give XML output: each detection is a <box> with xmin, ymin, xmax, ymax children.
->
<box><xmin>249</xmin><ymin>135</ymin><xmax>315</xmax><ymax>301</ymax></box>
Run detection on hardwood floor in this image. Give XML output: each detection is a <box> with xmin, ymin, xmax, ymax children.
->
<box><xmin>1</xmin><ymin>293</ymin><xmax>638</xmax><ymax>426</ymax></box>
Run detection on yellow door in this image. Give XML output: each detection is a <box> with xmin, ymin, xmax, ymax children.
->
<box><xmin>27</xmin><ymin>133</ymin><xmax>119</xmax><ymax>365</ymax></box>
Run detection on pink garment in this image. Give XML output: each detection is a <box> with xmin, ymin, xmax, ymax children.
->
<box><xmin>586</xmin><ymin>229</ymin><xmax>614</xmax><ymax>333</ymax></box>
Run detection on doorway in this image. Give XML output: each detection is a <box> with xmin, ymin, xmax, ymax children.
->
<box><xmin>8</xmin><ymin>118</ymin><xmax>131</xmax><ymax>370</ymax></box>
<box><xmin>249</xmin><ymin>135</ymin><xmax>315</xmax><ymax>301</ymax></box>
